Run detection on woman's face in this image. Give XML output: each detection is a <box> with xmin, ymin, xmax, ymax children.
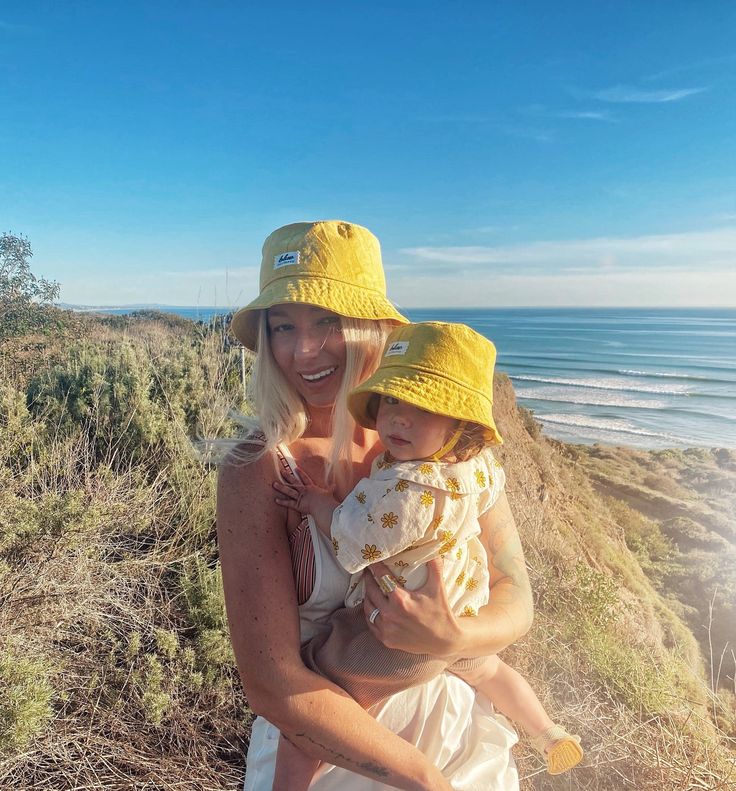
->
<box><xmin>267</xmin><ymin>303</ymin><xmax>347</xmax><ymax>408</ymax></box>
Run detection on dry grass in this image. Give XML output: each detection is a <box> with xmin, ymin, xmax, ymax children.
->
<box><xmin>1</xmin><ymin>313</ymin><xmax>250</xmax><ymax>790</ymax></box>
<box><xmin>1</xmin><ymin>316</ymin><xmax>735</xmax><ymax>789</ymax></box>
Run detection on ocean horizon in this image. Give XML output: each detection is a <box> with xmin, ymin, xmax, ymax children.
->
<box><xmin>80</xmin><ymin>305</ymin><xmax>736</xmax><ymax>451</ymax></box>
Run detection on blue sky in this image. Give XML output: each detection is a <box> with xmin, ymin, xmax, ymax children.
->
<box><xmin>2</xmin><ymin>1</ymin><xmax>735</xmax><ymax>308</ymax></box>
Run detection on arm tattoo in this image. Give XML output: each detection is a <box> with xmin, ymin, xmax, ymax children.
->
<box><xmin>487</xmin><ymin>515</ymin><xmax>526</xmax><ymax>585</ymax></box>
<box><xmin>486</xmin><ymin>509</ymin><xmax>534</xmax><ymax>625</ymax></box>
<box><xmin>289</xmin><ymin>732</ymin><xmax>390</xmax><ymax>779</ymax></box>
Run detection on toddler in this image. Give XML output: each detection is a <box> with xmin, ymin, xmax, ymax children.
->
<box><xmin>273</xmin><ymin>321</ymin><xmax>583</xmax><ymax>788</ymax></box>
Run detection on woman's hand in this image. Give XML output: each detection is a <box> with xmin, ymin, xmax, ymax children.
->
<box><xmin>364</xmin><ymin>492</ymin><xmax>534</xmax><ymax>661</ymax></box>
<box><xmin>363</xmin><ymin>558</ymin><xmax>463</xmax><ymax>660</ymax></box>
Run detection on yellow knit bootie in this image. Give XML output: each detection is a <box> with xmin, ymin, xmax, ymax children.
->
<box><xmin>531</xmin><ymin>725</ymin><xmax>583</xmax><ymax>775</ymax></box>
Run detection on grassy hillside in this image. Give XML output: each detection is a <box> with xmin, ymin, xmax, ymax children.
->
<box><xmin>1</xmin><ymin>312</ymin><xmax>734</xmax><ymax>790</ymax></box>
<box><xmin>567</xmin><ymin>442</ymin><xmax>736</xmax><ymax>696</ymax></box>
<box><xmin>1</xmin><ymin>313</ymin><xmax>249</xmax><ymax>790</ymax></box>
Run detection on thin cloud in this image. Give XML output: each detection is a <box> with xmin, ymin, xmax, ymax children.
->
<box><xmin>644</xmin><ymin>54</ymin><xmax>736</xmax><ymax>82</ymax></box>
<box><xmin>463</xmin><ymin>226</ymin><xmax>507</xmax><ymax>235</ymax></box>
<box><xmin>60</xmin><ymin>265</ymin><xmax>260</xmax><ymax>306</ymax></box>
<box><xmin>591</xmin><ymin>85</ymin><xmax>706</xmax><ymax>103</ymax></box>
<box><xmin>555</xmin><ymin>110</ymin><xmax>617</xmax><ymax>122</ymax></box>
<box><xmin>416</xmin><ymin>114</ymin><xmax>492</xmax><ymax>124</ymax></box>
<box><xmin>0</xmin><ymin>19</ymin><xmax>37</xmax><ymax>33</ymax></box>
<box><xmin>388</xmin><ymin>267</ymin><xmax>736</xmax><ymax>308</ymax></box>
<box><xmin>417</xmin><ymin>114</ymin><xmax>553</xmax><ymax>143</ymax></box>
<box><xmin>523</xmin><ymin>104</ymin><xmax>617</xmax><ymax>123</ymax></box>
<box><xmin>160</xmin><ymin>266</ymin><xmax>259</xmax><ymax>279</ymax></box>
<box><xmin>398</xmin><ymin>227</ymin><xmax>736</xmax><ymax>276</ymax></box>
<box><xmin>496</xmin><ymin>124</ymin><xmax>553</xmax><ymax>143</ymax></box>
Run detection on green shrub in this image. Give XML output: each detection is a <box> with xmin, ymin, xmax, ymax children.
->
<box><xmin>642</xmin><ymin>471</ymin><xmax>688</xmax><ymax>500</ymax></box>
<box><xmin>25</xmin><ymin>342</ymin><xmax>172</xmax><ymax>465</ymax></box>
<box><xmin>126</xmin><ymin>631</ymin><xmax>142</xmax><ymax>661</ymax></box>
<box><xmin>571</xmin><ymin>562</ymin><xmax>620</xmax><ymax>628</ymax></box>
<box><xmin>554</xmin><ymin>563</ymin><xmax>695</xmax><ymax>715</ymax></box>
<box><xmin>136</xmin><ymin>654</ymin><xmax>171</xmax><ymax>726</ymax></box>
<box><xmin>517</xmin><ymin>405</ymin><xmax>542</xmax><ymax>440</ymax></box>
<box><xmin>180</xmin><ymin>555</ymin><xmax>228</xmax><ymax>633</ymax></box>
<box><xmin>0</xmin><ymin>651</ymin><xmax>53</xmax><ymax>753</ymax></box>
<box><xmin>579</xmin><ymin>620</ymin><xmax>682</xmax><ymax>714</ymax></box>
<box><xmin>0</xmin><ymin>489</ymin><xmax>104</xmax><ymax>558</ymax></box>
<box><xmin>154</xmin><ymin>629</ymin><xmax>179</xmax><ymax>661</ymax></box>
<box><xmin>196</xmin><ymin>629</ymin><xmax>235</xmax><ymax>669</ymax></box>
<box><xmin>180</xmin><ymin>557</ymin><xmax>235</xmax><ymax>677</ymax></box>
<box><xmin>605</xmin><ymin>497</ymin><xmax>675</xmax><ymax>585</ymax></box>
<box><xmin>0</xmin><ymin>486</ymin><xmax>38</xmax><ymax>554</ymax></box>
<box><xmin>23</xmin><ymin>327</ymin><xmax>243</xmax><ymax>475</ymax></box>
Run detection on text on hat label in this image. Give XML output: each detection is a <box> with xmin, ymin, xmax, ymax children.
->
<box><xmin>385</xmin><ymin>341</ymin><xmax>410</xmax><ymax>357</ymax></box>
<box><xmin>274</xmin><ymin>251</ymin><xmax>300</xmax><ymax>269</ymax></box>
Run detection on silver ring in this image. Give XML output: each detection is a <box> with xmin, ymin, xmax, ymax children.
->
<box><xmin>368</xmin><ymin>607</ymin><xmax>381</xmax><ymax>625</ymax></box>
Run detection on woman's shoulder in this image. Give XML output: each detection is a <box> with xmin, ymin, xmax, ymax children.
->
<box><xmin>217</xmin><ymin>446</ymin><xmax>292</xmax><ymax>545</ymax></box>
<box><xmin>218</xmin><ymin>441</ymin><xmax>280</xmax><ymax>493</ymax></box>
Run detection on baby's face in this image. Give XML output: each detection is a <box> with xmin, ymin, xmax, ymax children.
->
<box><xmin>375</xmin><ymin>395</ymin><xmax>458</xmax><ymax>462</ymax></box>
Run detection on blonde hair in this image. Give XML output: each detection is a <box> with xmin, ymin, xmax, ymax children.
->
<box><xmin>227</xmin><ymin>312</ymin><xmax>393</xmax><ymax>490</ymax></box>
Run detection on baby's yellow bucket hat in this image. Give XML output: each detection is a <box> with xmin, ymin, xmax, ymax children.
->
<box><xmin>231</xmin><ymin>220</ymin><xmax>407</xmax><ymax>349</ymax></box>
<box><xmin>349</xmin><ymin>322</ymin><xmax>503</xmax><ymax>444</ymax></box>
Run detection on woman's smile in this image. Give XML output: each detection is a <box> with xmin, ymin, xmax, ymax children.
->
<box><xmin>268</xmin><ymin>303</ymin><xmax>346</xmax><ymax>407</ymax></box>
<box><xmin>300</xmin><ymin>365</ymin><xmax>338</xmax><ymax>382</ymax></box>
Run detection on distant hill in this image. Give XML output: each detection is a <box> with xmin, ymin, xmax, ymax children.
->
<box><xmin>58</xmin><ymin>302</ymin><xmax>223</xmax><ymax>312</ymax></box>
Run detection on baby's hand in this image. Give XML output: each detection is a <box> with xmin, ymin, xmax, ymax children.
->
<box><xmin>273</xmin><ymin>468</ymin><xmax>333</xmax><ymax>512</ymax></box>
<box><xmin>273</xmin><ymin>468</ymin><xmax>311</xmax><ymax>512</ymax></box>
<box><xmin>273</xmin><ymin>468</ymin><xmax>339</xmax><ymax>536</ymax></box>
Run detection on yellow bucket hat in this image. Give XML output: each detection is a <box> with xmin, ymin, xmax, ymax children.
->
<box><xmin>348</xmin><ymin>321</ymin><xmax>503</xmax><ymax>444</ymax></box>
<box><xmin>231</xmin><ymin>220</ymin><xmax>408</xmax><ymax>349</ymax></box>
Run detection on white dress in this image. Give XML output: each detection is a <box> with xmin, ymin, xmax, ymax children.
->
<box><xmin>243</xmin><ymin>448</ymin><xmax>519</xmax><ymax>791</ymax></box>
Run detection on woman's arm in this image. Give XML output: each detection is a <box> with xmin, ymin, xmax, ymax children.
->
<box><xmin>217</xmin><ymin>455</ymin><xmax>453</xmax><ymax>791</ymax></box>
<box><xmin>363</xmin><ymin>491</ymin><xmax>533</xmax><ymax>660</ymax></box>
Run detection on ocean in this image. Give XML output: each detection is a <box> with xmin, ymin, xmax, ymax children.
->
<box><xmin>92</xmin><ymin>306</ymin><xmax>736</xmax><ymax>450</ymax></box>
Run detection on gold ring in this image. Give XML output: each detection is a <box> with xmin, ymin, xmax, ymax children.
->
<box><xmin>378</xmin><ymin>574</ymin><xmax>397</xmax><ymax>595</ymax></box>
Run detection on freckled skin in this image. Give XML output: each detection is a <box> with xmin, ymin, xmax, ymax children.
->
<box><xmin>217</xmin><ymin>437</ymin><xmax>450</xmax><ymax>788</ymax></box>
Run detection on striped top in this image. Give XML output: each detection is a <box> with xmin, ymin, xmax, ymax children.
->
<box><xmin>275</xmin><ymin>445</ymin><xmax>316</xmax><ymax>605</ymax></box>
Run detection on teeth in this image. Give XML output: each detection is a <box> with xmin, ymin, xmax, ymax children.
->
<box><xmin>301</xmin><ymin>367</ymin><xmax>336</xmax><ymax>382</ymax></box>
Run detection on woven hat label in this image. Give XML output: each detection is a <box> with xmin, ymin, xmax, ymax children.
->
<box><xmin>274</xmin><ymin>251</ymin><xmax>300</xmax><ymax>269</ymax></box>
<box><xmin>385</xmin><ymin>341</ymin><xmax>409</xmax><ymax>357</ymax></box>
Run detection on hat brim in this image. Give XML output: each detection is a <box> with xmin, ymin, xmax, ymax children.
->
<box><xmin>231</xmin><ymin>276</ymin><xmax>408</xmax><ymax>349</ymax></box>
<box><xmin>348</xmin><ymin>367</ymin><xmax>503</xmax><ymax>445</ymax></box>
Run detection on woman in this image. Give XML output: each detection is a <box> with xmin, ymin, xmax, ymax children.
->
<box><xmin>217</xmin><ymin>220</ymin><xmax>534</xmax><ymax>790</ymax></box>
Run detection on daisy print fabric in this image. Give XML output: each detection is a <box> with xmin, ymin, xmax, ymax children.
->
<box><xmin>330</xmin><ymin>448</ymin><xmax>505</xmax><ymax>615</ymax></box>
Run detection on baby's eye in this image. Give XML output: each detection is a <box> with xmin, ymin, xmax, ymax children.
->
<box><xmin>383</xmin><ymin>396</ymin><xmax>399</xmax><ymax>405</ymax></box>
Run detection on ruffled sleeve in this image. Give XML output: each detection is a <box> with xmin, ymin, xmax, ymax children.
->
<box><xmin>330</xmin><ymin>476</ymin><xmax>442</xmax><ymax>574</ymax></box>
<box><xmin>476</xmin><ymin>449</ymin><xmax>506</xmax><ymax>515</ymax></box>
